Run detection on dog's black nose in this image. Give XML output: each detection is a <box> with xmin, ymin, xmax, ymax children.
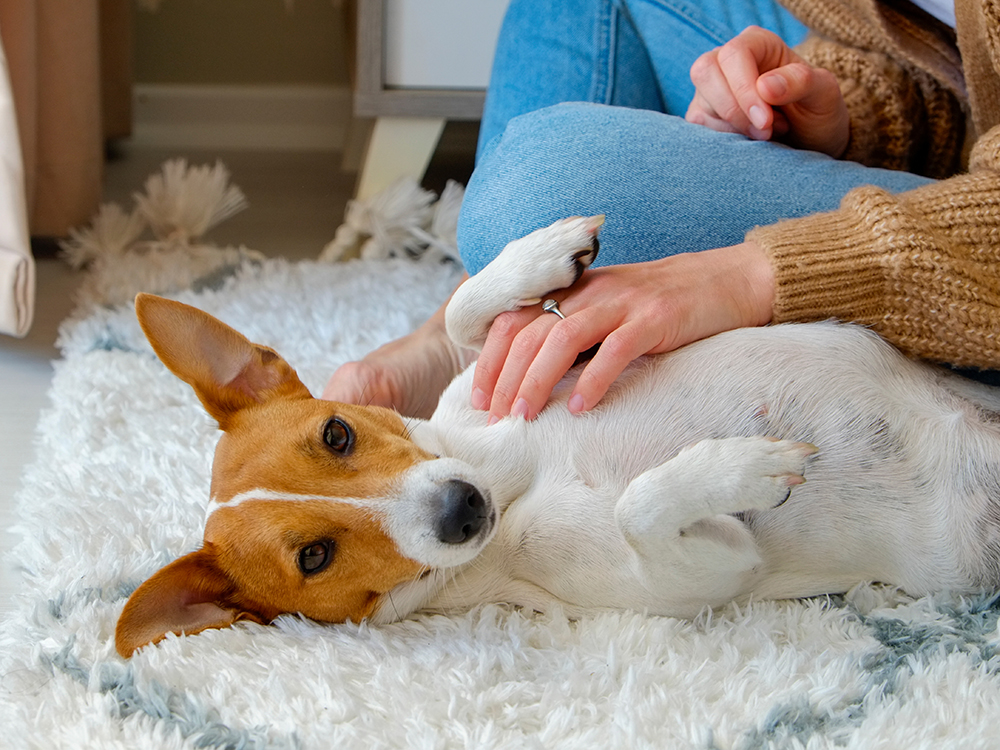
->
<box><xmin>436</xmin><ymin>480</ymin><xmax>488</xmax><ymax>544</ymax></box>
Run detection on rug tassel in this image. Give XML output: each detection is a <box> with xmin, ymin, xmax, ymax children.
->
<box><xmin>321</xmin><ymin>177</ymin><xmax>464</xmax><ymax>265</ymax></box>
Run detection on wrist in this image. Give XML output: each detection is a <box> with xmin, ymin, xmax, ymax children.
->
<box><xmin>712</xmin><ymin>241</ymin><xmax>773</xmax><ymax>328</ymax></box>
<box><xmin>739</xmin><ymin>240</ymin><xmax>775</xmax><ymax>326</ymax></box>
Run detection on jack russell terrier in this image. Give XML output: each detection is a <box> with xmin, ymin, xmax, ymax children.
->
<box><xmin>116</xmin><ymin>216</ymin><xmax>1000</xmax><ymax>657</ymax></box>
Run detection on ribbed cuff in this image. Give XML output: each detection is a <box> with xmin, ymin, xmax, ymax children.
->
<box><xmin>748</xmin><ymin>179</ymin><xmax>1000</xmax><ymax>369</ymax></box>
<box><xmin>747</xmin><ymin>189</ymin><xmax>896</xmax><ymax>327</ymax></box>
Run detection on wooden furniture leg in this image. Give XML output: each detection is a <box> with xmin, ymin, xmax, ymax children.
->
<box><xmin>354</xmin><ymin>116</ymin><xmax>446</xmax><ymax>200</ymax></box>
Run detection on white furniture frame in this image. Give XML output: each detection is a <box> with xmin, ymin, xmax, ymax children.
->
<box><xmin>352</xmin><ymin>0</ymin><xmax>508</xmax><ymax>199</ymax></box>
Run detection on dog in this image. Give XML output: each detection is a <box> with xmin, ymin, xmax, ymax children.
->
<box><xmin>116</xmin><ymin>215</ymin><xmax>1000</xmax><ymax>657</ymax></box>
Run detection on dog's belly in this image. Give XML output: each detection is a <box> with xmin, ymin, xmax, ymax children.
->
<box><xmin>430</xmin><ymin>322</ymin><xmax>1000</xmax><ymax>611</ymax></box>
<box><xmin>484</xmin><ymin>482</ymin><xmax>757</xmax><ymax>616</ymax></box>
<box><xmin>489</xmin><ymin>481</ymin><xmax>653</xmax><ymax>609</ymax></box>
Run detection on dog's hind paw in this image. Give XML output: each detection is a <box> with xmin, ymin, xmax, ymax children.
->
<box><xmin>727</xmin><ymin>438</ymin><xmax>817</xmax><ymax>512</ymax></box>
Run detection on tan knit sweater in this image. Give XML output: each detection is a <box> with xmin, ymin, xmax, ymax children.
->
<box><xmin>746</xmin><ymin>0</ymin><xmax>1000</xmax><ymax>369</ymax></box>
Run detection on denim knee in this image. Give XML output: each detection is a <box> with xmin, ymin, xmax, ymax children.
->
<box><xmin>457</xmin><ymin>102</ymin><xmax>741</xmax><ymax>275</ymax></box>
<box><xmin>459</xmin><ymin>102</ymin><xmax>684</xmax><ymax>275</ymax></box>
<box><xmin>458</xmin><ymin>101</ymin><xmax>935</xmax><ymax>277</ymax></box>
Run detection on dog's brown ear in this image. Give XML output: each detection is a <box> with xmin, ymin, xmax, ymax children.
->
<box><xmin>134</xmin><ymin>293</ymin><xmax>310</xmax><ymax>427</ymax></box>
<box><xmin>115</xmin><ymin>545</ymin><xmax>259</xmax><ymax>658</ymax></box>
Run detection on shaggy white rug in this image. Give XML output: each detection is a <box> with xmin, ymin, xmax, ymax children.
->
<box><xmin>2</xmin><ymin>163</ymin><xmax>1000</xmax><ymax>749</ymax></box>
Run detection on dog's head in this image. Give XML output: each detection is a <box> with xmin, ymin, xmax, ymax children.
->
<box><xmin>115</xmin><ymin>295</ymin><xmax>495</xmax><ymax>657</ymax></box>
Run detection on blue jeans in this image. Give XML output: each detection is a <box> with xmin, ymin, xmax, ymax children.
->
<box><xmin>457</xmin><ymin>0</ymin><xmax>934</xmax><ymax>276</ymax></box>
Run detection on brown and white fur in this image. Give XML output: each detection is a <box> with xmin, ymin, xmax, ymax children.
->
<box><xmin>116</xmin><ymin>216</ymin><xmax>1000</xmax><ymax>657</ymax></box>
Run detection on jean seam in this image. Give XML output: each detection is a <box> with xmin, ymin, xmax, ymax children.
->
<box><xmin>627</xmin><ymin>0</ymin><xmax>734</xmax><ymax>46</ymax></box>
<box><xmin>590</xmin><ymin>0</ymin><xmax>617</xmax><ymax>105</ymax></box>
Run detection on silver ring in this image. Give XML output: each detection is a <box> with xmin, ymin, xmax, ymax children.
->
<box><xmin>542</xmin><ymin>299</ymin><xmax>565</xmax><ymax>319</ymax></box>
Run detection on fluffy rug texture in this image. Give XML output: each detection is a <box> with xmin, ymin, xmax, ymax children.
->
<box><xmin>3</xmin><ymin>163</ymin><xmax>1000</xmax><ymax>749</ymax></box>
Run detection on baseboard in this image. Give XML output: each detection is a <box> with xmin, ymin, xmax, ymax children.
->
<box><xmin>131</xmin><ymin>84</ymin><xmax>354</xmax><ymax>151</ymax></box>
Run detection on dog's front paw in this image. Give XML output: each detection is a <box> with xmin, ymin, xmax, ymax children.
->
<box><xmin>615</xmin><ymin>437</ymin><xmax>816</xmax><ymax>549</ymax></box>
<box><xmin>562</xmin><ymin>216</ymin><xmax>602</xmax><ymax>281</ymax></box>
<box><xmin>445</xmin><ymin>215</ymin><xmax>604</xmax><ymax>350</ymax></box>
<box><xmin>506</xmin><ymin>215</ymin><xmax>603</xmax><ymax>305</ymax></box>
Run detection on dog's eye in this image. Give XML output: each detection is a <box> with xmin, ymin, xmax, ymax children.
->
<box><xmin>323</xmin><ymin>418</ymin><xmax>353</xmax><ymax>454</ymax></box>
<box><xmin>299</xmin><ymin>541</ymin><xmax>334</xmax><ymax>575</ymax></box>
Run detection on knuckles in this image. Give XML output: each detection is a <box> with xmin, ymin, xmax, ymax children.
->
<box><xmin>688</xmin><ymin>52</ymin><xmax>717</xmax><ymax>84</ymax></box>
<box><xmin>489</xmin><ymin>310</ymin><xmax>529</xmax><ymax>340</ymax></box>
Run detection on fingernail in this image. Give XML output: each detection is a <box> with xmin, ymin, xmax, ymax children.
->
<box><xmin>511</xmin><ymin>398</ymin><xmax>529</xmax><ymax>420</ymax></box>
<box><xmin>749</xmin><ymin>105</ymin><xmax>768</xmax><ymax>130</ymax></box>
<box><xmin>568</xmin><ymin>393</ymin><xmax>586</xmax><ymax>413</ymax></box>
<box><xmin>487</xmin><ymin>414</ymin><xmax>500</xmax><ymax>426</ymax></box>
<box><xmin>471</xmin><ymin>387</ymin><xmax>488</xmax><ymax>411</ymax></box>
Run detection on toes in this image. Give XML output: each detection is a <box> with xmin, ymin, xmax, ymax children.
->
<box><xmin>788</xmin><ymin>441</ymin><xmax>819</xmax><ymax>458</ymax></box>
<box><xmin>763</xmin><ymin>441</ymin><xmax>817</xmax><ymax>508</ymax></box>
<box><xmin>570</xmin><ymin>237</ymin><xmax>599</xmax><ymax>283</ymax></box>
<box><xmin>566</xmin><ymin>214</ymin><xmax>603</xmax><ymax>282</ymax></box>
<box><xmin>772</xmin><ymin>487</ymin><xmax>793</xmax><ymax>508</ymax></box>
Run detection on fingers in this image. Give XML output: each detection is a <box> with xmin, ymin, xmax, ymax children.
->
<box><xmin>483</xmin><ymin>314</ymin><xmax>561</xmax><ymax>422</ymax></box>
<box><xmin>472</xmin><ymin>289</ymin><xmax>666</xmax><ymax>423</ymax></box>
<box><xmin>687</xmin><ymin>26</ymin><xmax>802</xmax><ymax>140</ymax></box>
<box><xmin>472</xmin><ymin>295</ymin><xmax>613</xmax><ymax>422</ymax></box>
<box><xmin>687</xmin><ymin>27</ymin><xmax>849</xmax><ymax>157</ymax></box>
<box><xmin>488</xmin><ymin>305</ymin><xmax>607</xmax><ymax>422</ymax></box>
<box><xmin>713</xmin><ymin>34</ymin><xmax>776</xmax><ymax>138</ymax></box>
<box><xmin>758</xmin><ymin>63</ymin><xmax>826</xmax><ymax>108</ymax></box>
<box><xmin>567</xmin><ymin>322</ymin><xmax>655</xmax><ymax>414</ymax></box>
<box><xmin>688</xmin><ymin>50</ymin><xmax>767</xmax><ymax>139</ymax></box>
<box><xmin>471</xmin><ymin>307</ymin><xmax>542</xmax><ymax>412</ymax></box>
<box><xmin>756</xmin><ymin>63</ymin><xmax>850</xmax><ymax>157</ymax></box>
<box><xmin>474</xmin><ymin>305</ymin><xmax>660</xmax><ymax>422</ymax></box>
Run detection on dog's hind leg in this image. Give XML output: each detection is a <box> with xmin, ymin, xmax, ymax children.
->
<box><xmin>446</xmin><ymin>215</ymin><xmax>603</xmax><ymax>350</ymax></box>
<box><xmin>613</xmin><ymin>437</ymin><xmax>816</xmax><ymax>599</ymax></box>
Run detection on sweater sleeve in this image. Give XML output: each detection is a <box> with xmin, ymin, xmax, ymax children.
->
<box><xmin>794</xmin><ymin>35</ymin><xmax>965</xmax><ymax>178</ymax></box>
<box><xmin>747</xmin><ymin>125</ymin><xmax>1000</xmax><ymax>370</ymax></box>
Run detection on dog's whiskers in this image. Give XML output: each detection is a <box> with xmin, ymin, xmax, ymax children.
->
<box><xmin>401</xmin><ymin>416</ymin><xmax>419</xmax><ymax>440</ymax></box>
<box><xmin>433</xmin><ymin>565</ymin><xmax>485</xmax><ymax>611</ymax></box>
<box><xmin>409</xmin><ymin>564</ymin><xmax>432</xmax><ymax>584</ymax></box>
<box><xmin>386</xmin><ymin>590</ymin><xmax>401</xmax><ymax>622</ymax></box>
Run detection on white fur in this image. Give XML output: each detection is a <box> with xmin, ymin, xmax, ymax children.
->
<box><xmin>374</xmin><ymin>216</ymin><xmax>1000</xmax><ymax>623</ymax></box>
<box><xmin>445</xmin><ymin>215</ymin><xmax>603</xmax><ymax>349</ymax></box>
<box><xmin>7</xmin><ymin>248</ymin><xmax>1000</xmax><ymax>748</ymax></box>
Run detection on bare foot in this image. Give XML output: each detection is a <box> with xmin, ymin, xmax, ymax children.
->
<box><xmin>322</xmin><ymin>278</ymin><xmax>475</xmax><ymax>418</ymax></box>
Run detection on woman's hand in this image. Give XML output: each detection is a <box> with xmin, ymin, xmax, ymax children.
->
<box><xmin>686</xmin><ymin>26</ymin><xmax>849</xmax><ymax>158</ymax></box>
<box><xmin>471</xmin><ymin>241</ymin><xmax>775</xmax><ymax>423</ymax></box>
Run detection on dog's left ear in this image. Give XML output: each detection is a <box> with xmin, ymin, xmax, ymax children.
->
<box><xmin>134</xmin><ymin>293</ymin><xmax>311</xmax><ymax>428</ymax></box>
<box><xmin>115</xmin><ymin>544</ymin><xmax>263</xmax><ymax>658</ymax></box>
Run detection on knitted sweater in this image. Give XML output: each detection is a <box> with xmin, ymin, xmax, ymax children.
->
<box><xmin>746</xmin><ymin>0</ymin><xmax>1000</xmax><ymax>369</ymax></box>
